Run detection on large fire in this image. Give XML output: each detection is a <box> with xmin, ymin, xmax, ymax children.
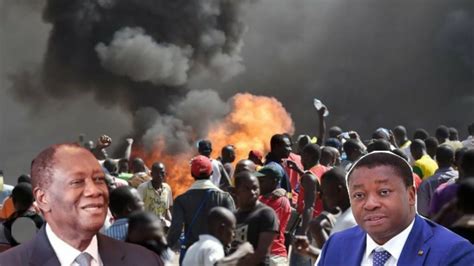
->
<box><xmin>134</xmin><ymin>93</ymin><xmax>294</xmax><ymax>197</ymax></box>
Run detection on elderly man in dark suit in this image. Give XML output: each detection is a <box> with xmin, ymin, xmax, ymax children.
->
<box><xmin>0</xmin><ymin>143</ymin><xmax>162</xmax><ymax>265</ymax></box>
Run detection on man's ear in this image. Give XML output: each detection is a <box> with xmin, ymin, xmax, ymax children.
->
<box><xmin>34</xmin><ymin>187</ymin><xmax>51</xmax><ymax>213</ymax></box>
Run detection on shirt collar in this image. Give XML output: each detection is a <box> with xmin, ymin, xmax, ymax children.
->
<box><xmin>46</xmin><ymin>223</ymin><xmax>102</xmax><ymax>266</ymax></box>
<box><xmin>364</xmin><ymin>218</ymin><xmax>415</xmax><ymax>262</ymax></box>
<box><xmin>188</xmin><ymin>179</ymin><xmax>221</xmax><ymax>191</ymax></box>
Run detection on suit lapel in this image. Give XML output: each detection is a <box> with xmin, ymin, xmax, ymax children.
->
<box><xmin>98</xmin><ymin>234</ymin><xmax>126</xmax><ymax>264</ymax></box>
<box><xmin>398</xmin><ymin>215</ymin><xmax>432</xmax><ymax>266</ymax></box>
<box><xmin>349</xmin><ymin>227</ymin><xmax>367</xmax><ymax>266</ymax></box>
<box><xmin>29</xmin><ymin>226</ymin><xmax>61</xmax><ymax>266</ymax></box>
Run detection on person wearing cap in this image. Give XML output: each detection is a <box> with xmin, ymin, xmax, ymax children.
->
<box><xmin>257</xmin><ymin>165</ymin><xmax>291</xmax><ymax>265</ymax></box>
<box><xmin>167</xmin><ymin>155</ymin><xmax>235</xmax><ymax>259</ymax></box>
<box><xmin>313</xmin><ymin>151</ymin><xmax>474</xmax><ymax>265</ymax></box>
<box><xmin>197</xmin><ymin>140</ymin><xmax>232</xmax><ymax>191</ymax></box>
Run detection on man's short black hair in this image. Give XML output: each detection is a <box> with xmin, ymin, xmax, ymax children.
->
<box><xmin>424</xmin><ymin>137</ymin><xmax>438</xmax><ymax>150</ymax></box>
<box><xmin>109</xmin><ymin>186</ymin><xmax>137</xmax><ymax>217</ymax></box>
<box><xmin>270</xmin><ymin>134</ymin><xmax>287</xmax><ymax>150</ymax></box>
<box><xmin>468</xmin><ymin>123</ymin><xmax>474</xmax><ymax>135</ymax></box>
<box><xmin>234</xmin><ymin>171</ymin><xmax>257</xmax><ymax>189</ymax></box>
<box><xmin>303</xmin><ymin>143</ymin><xmax>321</xmax><ymax>162</ymax></box>
<box><xmin>128</xmin><ymin>211</ymin><xmax>159</xmax><ymax>232</ymax></box>
<box><xmin>392</xmin><ymin>149</ymin><xmax>409</xmax><ymax>162</ymax></box>
<box><xmin>343</xmin><ymin>139</ymin><xmax>361</xmax><ymax>156</ymax></box>
<box><xmin>367</xmin><ymin>139</ymin><xmax>391</xmax><ymax>153</ymax></box>
<box><xmin>17</xmin><ymin>174</ymin><xmax>31</xmax><ymax>184</ymax></box>
<box><xmin>435</xmin><ymin>145</ymin><xmax>454</xmax><ymax>166</ymax></box>
<box><xmin>435</xmin><ymin>125</ymin><xmax>450</xmax><ymax>140</ymax></box>
<box><xmin>208</xmin><ymin>207</ymin><xmax>235</xmax><ymax>232</ymax></box>
<box><xmin>103</xmin><ymin>159</ymin><xmax>118</xmax><ymax>174</ymax></box>
<box><xmin>11</xmin><ymin>183</ymin><xmax>34</xmax><ymax>212</ymax></box>
<box><xmin>151</xmin><ymin>162</ymin><xmax>165</xmax><ymax>172</ymax></box>
<box><xmin>393</xmin><ymin>125</ymin><xmax>407</xmax><ymax>137</ymax></box>
<box><xmin>347</xmin><ymin>151</ymin><xmax>413</xmax><ymax>187</ymax></box>
<box><xmin>413</xmin><ymin>128</ymin><xmax>429</xmax><ymax>141</ymax></box>
<box><xmin>449</xmin><ymin>127</ymin><xmax>459</xmax><ymax>141</ymax></box>
<box><xmin>321</xmin><ymin>167</ymin><xmax>347</xmax><ymax>187</ymax></box>
<box><xmin>411</xmin><ymin>139</ymin><xmax>426</xmax><ymax>151</ymax></box>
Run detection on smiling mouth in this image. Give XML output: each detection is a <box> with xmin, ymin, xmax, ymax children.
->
<box><xmin>364</xmin><ymin>216</ymin><xmax>387</xmax><ymax>225</ymax></box>
<box><xmin>81</xmin><ymin>204</ymin><xmax>105</xmax><ymax>212</ymax></box>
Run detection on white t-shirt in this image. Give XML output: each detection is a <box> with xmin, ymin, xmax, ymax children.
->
<box><xmin>210</xmin><ymin>159</ymin><xmax>222</xmax><ymax>187</ymax></box>
<box><xmin>182</xmin><ymin>234</ymin><xmax>224</xmax><ymax>266</ymax></box>
<box><xmin>330</xmin><ymin>207</ymin><xmax>357</xmax><ymax>235</ymax></box>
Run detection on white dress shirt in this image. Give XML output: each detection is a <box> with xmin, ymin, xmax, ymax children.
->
<box><xmin>46</xmin><ymin>224</ymin><xmax>103</xmax><ymax>266</ymax></box>
<box><xmin>361</xmin><ymin>218</ymin><xmax>415</xmax><ymax>266</ymax></box>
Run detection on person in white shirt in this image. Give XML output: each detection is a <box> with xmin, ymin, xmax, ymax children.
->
<box><xmin>182</xmin><ymin>207</ymin><xmax>253</xmax><ymax>266</ymax></box>
<box><xmin>197</xmin><ymin>139</ymin><xmax>231</xmax><ymax>189</ymax></box>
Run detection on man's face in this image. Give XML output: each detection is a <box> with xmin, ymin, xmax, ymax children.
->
<box><xmin>228</xmin><ymin>148</ymin><xmax>236</xmax><ymax>162</ymax></box>
<box><xmin>40</xmin><ymin>147</ymin><xmax>109</xmax><ymax>237</ymax></box>
<box><xmin>348</xmin><ymin>165</ymin><xmax>415</xmax><ymax>245</ymax></box>
<box><xmin>220</xmin><ymin>217</ymin><xmax>236</xmax><ymax>246</ymax></box>
<box><xmin>257</xmin><ymin>175</ymin><xmax>276</xmax><ymax>195</ymax></box>
<box><xmin>276</xmin><ymin>138</ymin><xmax>292</xmax><ymax>159</ymax></box>
<box><xmin>321</xmin><ymin>181</ymin><xmax>340</xmax><ymax>212</ymax></box>
<box><xmin>236</xmin><ymin>176</ymin><xmax>260</xmax><ymax>209</ymax></box>
<box><xmin>152</xmin><ymin>165</ymin><xmax>166</xmax><ymax>183</ymax></box>
<box><xmin>301</xmin><ymin>150</ymin><xmax>315</xmax><ymax>170</ymax></box>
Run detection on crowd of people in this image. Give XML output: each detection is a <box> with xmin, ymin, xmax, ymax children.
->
<box><xmin>0</xmin><ymin>115</ymin><xmax>473</xmax><ymax>265</ymax></box>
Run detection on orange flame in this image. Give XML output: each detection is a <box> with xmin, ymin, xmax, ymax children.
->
<box><xmin>134</xmin><ymin>93</ymin><xmax>294</xmax><ymax>197</ymax></box>
<box><xmin>208</xmin><ymin>93</ymin><xmax>294</xmax><ymax>164</ymax></box>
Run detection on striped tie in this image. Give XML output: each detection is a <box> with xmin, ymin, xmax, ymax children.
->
<box><xmin>74</xmin><ymin>252</ymin><xmax>92</xmax><ymax>266</ymax></box>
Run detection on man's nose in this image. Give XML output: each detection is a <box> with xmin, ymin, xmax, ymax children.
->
<box><xmin>363</xmin><ymin>194</ymin><xmax>380</xmax><ymax>210</ymax></box>
<box><xmin>84</xmin><ymin>179</ymin><xmax>104</xmax><ymax>197</ymax></box>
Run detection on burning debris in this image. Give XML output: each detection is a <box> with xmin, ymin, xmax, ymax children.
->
<box><xmin>135</xmin><ymin>93</ymin><xmax>294</xmax><ymax>196</ymax></box>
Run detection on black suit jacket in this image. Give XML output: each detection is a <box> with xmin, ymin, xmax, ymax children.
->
<box><xmin>0</xmin><ymin>226</ymin><xmax>163</xmax><ymax>266</ymax></box>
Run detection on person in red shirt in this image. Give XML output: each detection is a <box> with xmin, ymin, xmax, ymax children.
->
<box><xmin>257</xmin><ymin>165</ymin><xmax>292</xmax><ymax>264</ymax></box>
<box><xmin>287</xmin><ymin>144</ymin><xmax>327</xmax><ymax>266</ymax></box>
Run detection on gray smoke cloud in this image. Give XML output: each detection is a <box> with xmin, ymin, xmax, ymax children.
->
<box><xmin>96</xmin><ymin>27</ymin><xmax>193</xmax><ymax>86</ymax></box>
<box><xmin>140</xmin><ymin>89</ymin><xmax>229</xmax><ymax>154</ymax></box>
<box><xmin>35</xmin><ymin>0</ymin><xmax>249</xmax><ymax>109</ymax></box>
<box><xmin>2</xmin><ymin>0</ymin><xmax>474</xmax><ymax>182</ymax></box>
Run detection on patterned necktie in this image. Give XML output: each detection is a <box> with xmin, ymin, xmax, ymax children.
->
<box><xmin>74</xmin><ymin>252</ymin><xmax>93</xmax><ymax>266</ymax></box>
<box><xmin>373</xmin><ymin>249</ymin><xmax>391</xmax><ymax>266</ymax></box>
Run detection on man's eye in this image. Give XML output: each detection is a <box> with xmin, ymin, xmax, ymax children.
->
<box><xmin>94</xmin><ymin>176</ymin><xmax>106</xmax><ymax>183</ymax></box>
<box><xmin>379</xmin><ymin>189</ymin><xmax>391</xmax><ymax>196</ymax></box>
<box><xmin>70</xmin><ymin>180</ymin><xmax>84</xmax><ymax>186</ymax></box>
<box><xmin>352</xmin><ymin>192</ymin><xmax>365</xmax><ymax>200</ymax></box>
